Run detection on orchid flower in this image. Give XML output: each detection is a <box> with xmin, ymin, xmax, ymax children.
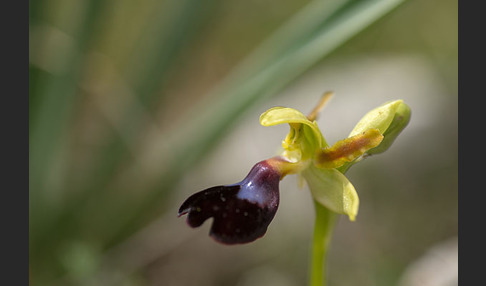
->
<box><xmin>179</xmin><ymin>93</ymin><xmax>410</xmax><ymax>250</ymax></box>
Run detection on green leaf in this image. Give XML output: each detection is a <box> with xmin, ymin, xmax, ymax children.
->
<box><xmin>303</xmin><ymin>164</ymin><xmax>359</xmax><ymax>221</ymax></box>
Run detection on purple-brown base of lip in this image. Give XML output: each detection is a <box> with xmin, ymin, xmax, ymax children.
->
<box><xmin>178</xmin><ymin>160</ymin><xmax>281</xmax><ymax>245</ymax></box>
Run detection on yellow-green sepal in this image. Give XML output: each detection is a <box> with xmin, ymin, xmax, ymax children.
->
<box><xmin>367</xmin><ymin>102</ymin><xmax>411</xmax><ymax>155</ymax></box>
<box><xmin>336</xmin><ymin>100</ymin><xmax>410</xmax><ymax>173</ymax></box>
<box><xmin>303</xmin><ymin>164</ymin><xmax>359</xmax><ymax>221</ymax></box>
<box><xmin>349</xmin><ymin>100</ymin><xmax>404</xmax><ymax>137</ymax></box>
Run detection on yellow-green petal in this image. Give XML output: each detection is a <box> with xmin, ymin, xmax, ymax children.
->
<box><xmin>260</xmin><ymin>106</ymin><xmax>311</xmax><ymax>126</ymax></box>
<box><xmin>349</xmin><ymin>100</ymin><xmax>403</xmax><ymax>137</ymax></box>
<box><xmin>260</xmin><ymin>107</ymin><xmax>324</xmax><ymax>147</ymax></box>
<box><xmin>303</xmin><ymin>164</ymin><xmax>359</xmax><ymax>221</ymax></box>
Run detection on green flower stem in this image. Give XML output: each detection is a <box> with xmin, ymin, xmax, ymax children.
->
<box><xmin>310</xmin><ymin>199</ymin><xmax>338</xmax><ymax>286</ymax></box>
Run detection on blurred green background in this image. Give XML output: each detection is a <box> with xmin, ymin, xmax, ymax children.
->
<box><xmin>29</xmin><ymin>0</ymin><xmax>457</xmax><ymax>285</ymax></box>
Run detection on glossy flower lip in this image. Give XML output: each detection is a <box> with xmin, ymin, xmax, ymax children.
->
<box><xmin>178</xmin><ymin>160</ymin><xmax>282</xmax><ymax>245</ymax></box>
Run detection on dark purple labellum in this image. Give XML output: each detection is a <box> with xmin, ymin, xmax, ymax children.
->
<box><xmin>178</xmin><ymin>160</ymin><xmax>281</xmax><ymax>244</ymax></box>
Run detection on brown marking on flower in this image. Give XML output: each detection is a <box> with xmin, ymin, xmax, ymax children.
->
<box><xmin>315</xmin><ymin>129</ymin><xmax>383</xmax><ymax>169</ymax></box>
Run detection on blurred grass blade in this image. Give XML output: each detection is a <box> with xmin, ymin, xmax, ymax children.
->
<box><xmin>214</xmin><ymin>0</ymin><xmax>348</xmax><ymax>87</ymax></box>
<box><xmin>29</xmin><ymin>0</ymin><xmax>105</xmax><ymax>238</ymax></box>
<box><xmin>45</xmin><ymin>0</ymin><xmax>218</xmax><ymax>227</ymax></box>
<box><xmin>29</xmin><ymin>0</ymin><xmax>108</xmax><ymax>281</ymax></box>
<box><xmin>122</xmin><ymin>0</ymin><xmax>220</xmax><ymax>105</ymax></box>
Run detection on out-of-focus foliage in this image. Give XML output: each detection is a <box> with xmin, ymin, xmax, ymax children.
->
<box><xmin>29</xmin><ymin>0</ymin><xmax>457</xmax><ymax>285</ymax></box>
